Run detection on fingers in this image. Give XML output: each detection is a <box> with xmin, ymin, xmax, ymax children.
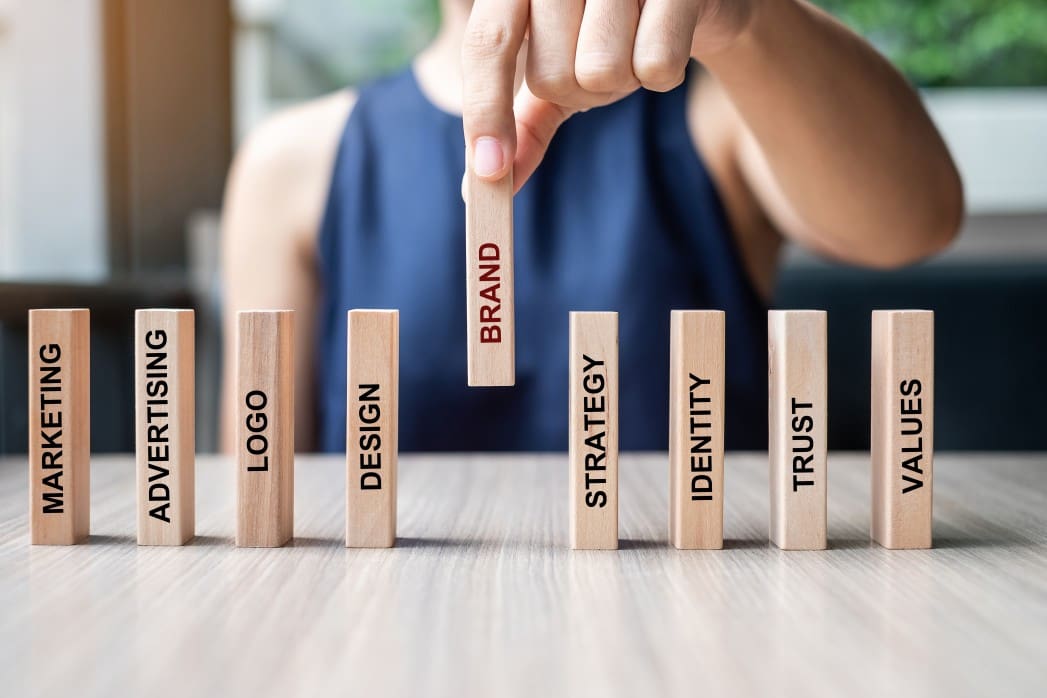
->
<box><xmin>634</xmin><ymin>0</ymin><xmax>700</xmax><ymax>92</ymax></box>
<box><xmin>462</xmin><ymin>0</ymin><xmax>530</xmax><ymax>181</ymax></box>
<box><xmin>512</xmin><ymin>85</ymin><xmax>576</xmax><ymax>192</ymax></box>
<box><xmin>575</xmin><ymin>0</ymin><xmax>640</xmax><ymax>94</ymax></box>
<box><xmin>463</xmin><ymin>0</ymin><xmax>697</xmax><ymax>190</ymax></box>
<box><xmin>526</xmin><ymin>0</ymin><xmax>585</xmax><ymax>104</ymax></box>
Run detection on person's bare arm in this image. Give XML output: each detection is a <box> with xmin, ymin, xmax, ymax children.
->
<box><xmin>461</xmin><ymin>0</ymin><xmax>963</xmax><ymax>269</ymax></box>
<box><xmin>698</xmin><ymin>0</ymin><xmax>963</xmax><ymax>268</ymax></box>
<box><xmin>219</xmin><ymin>91</ymin><xmax>355</xmax><ymax>453</ymax></box>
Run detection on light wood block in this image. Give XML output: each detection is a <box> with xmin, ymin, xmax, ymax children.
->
<box><xmin>28</xmin><ymin>309</ymin><xmax>90</xmax><ymax>545</ymax></box>
<box><xmin>465</xmin><ymin>169</ymin><xmax>514</xmax><ymax>386</ymax></box>
<box><xmin>346</xmin><ymin>310</ymin><xmax>399</xmax><ymax>548</ymax></box>
<box><xmin>872</xmin><ymin>310</ymin><xmax>934</xmax><ymax>549</ymax></box>
<box><xmin>768</xmin><ymin>310</ymin><xmax>827</xmax><ymax>550</ymax></box>
<box><xmin>569</xmin><ymin>312</ymin><xmax>618</xmax><ymax>550</ymax></box>
<box><xmin>669</xmin><ymin>310</ymin><xmax>725</xmax><ymax>550</ymax></box>
<box><xmin>236</xmin><ymin>310</ymin><xmax>294</xmax><ymax>547</ymax></box>
<box><xmin>135</xmin><ymin>309</ymin><xmax>195</xmax><ymax>545</ymax></box>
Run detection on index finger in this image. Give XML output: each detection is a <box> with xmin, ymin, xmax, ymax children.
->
<box><xmin>461</xmin><ymin>0</ymin><xmax>530</xmax><ymax>181</ymax></box>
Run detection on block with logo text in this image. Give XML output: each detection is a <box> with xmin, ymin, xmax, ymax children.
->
<box><xmin>28</xmin><ymin>309</ymin><xmax>91</xmax><ymax>545</ymax></box>
<box><xmin>872</xmin><ymin>310</ymin><xmax>934</xmax><ymax>549</ymax></box>
<box><xmin>669</xmin><ymin>310</ymin><xmax>725</xmax><ymax>550</ymax></box>
<box><xmin>569</xmin><ymin>312</ymin><xmax>619</xmax><ymax>550</ymax></box>
<box><xmin>346</xmin><ymin>310</ymin><xmax>399</xmax><ymax>548</ymax></box>
<box><xmin>465</xmin><ymin>169</ymin><xmax>514</xmax><ymax>386</ymax></box>
<box><xmin>135</xmin><ymin>309</ymin><xmax>195</xmax><ymax>545</ymax></box>
<box><xmin>236</xmin><ymin>310</ymin><xmax>294</xmax><ymax>547</ymax></box>
<box><xmin>768</xmin><ymin>310</ymin><xmax>827</xmax><ymax>550</ymax></box>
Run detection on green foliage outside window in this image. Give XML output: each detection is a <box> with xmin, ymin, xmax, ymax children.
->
<box><xmin>267</xmin><ymin>0</ymin><xmax>1047</xmax><ymax>97</ymax></box>
<box><xmin>269</xmin><ymin>0</ymin><xmax>439</xmax><ymax>99</ymax></box>
<box><xmin>816</xmin><ymin>0</ymin><xmax>1047</xmax><ymax>87</ymax></box>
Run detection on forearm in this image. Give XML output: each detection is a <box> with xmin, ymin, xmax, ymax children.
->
<box><xmin>698</xmin><ymin>0</ymin><xmax>963</xmax><ymax>266</ymax></box>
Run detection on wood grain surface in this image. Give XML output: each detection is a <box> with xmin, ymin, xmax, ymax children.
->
<box><xmin>135</xmin><ymin>309</ymin><xmax>195</xmax><ymax>545</ymax></box>
<box><xmin>669</xmin><ymin>310</ymin><xmax>725</xmax><ymax>549</ymax></box>
<box><xmin>235</xmin><ymin>311</ymin><xmax>294</xmax><ymax>547</ymax></box>
<box><xmin>872</xmin><ymin>310</ymin><xmax>934</xmax><ymax>549</ymax></box>
<box><xmin>346</xmin><ymin>310</ymin><xmax>398</xmax><ymax>548</ymax></box>
<box><xmin>569</xmin><ymin>312</ymin><xmax>619</xmax><ymax>550</ymax></box>
<box><xmin>465</xmin><ymin>169</ymin><xmax>515</xmax><ymax>386</ymax></box>
<box><xmin>27</xmin><ymin>309</ymin><xmax>90</xmax><ymax>544</ymax></box>
<box><xmin>2</xmin><ymin>452</ymin><xmax>1046</xmax><ymax>698</ymax></box>
<box><xmin>768</xmin><ymin>310</ymin><xmax>828</xmax><ymax>549</ymax></box>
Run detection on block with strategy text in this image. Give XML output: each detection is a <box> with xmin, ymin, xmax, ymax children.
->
<box><xmin>669</xmin><ymin>310</ymin><xmax>725</xmax><ymax>550</ymax></box>
<box><xmin>135</xmin><ymin>309</ymin><xmax>195</xmax><ymax>545</ymax></box>
<box><xmin>569</xmin><ymin>312</ymin><xmax>618</xmax><ymax>550</ymax></box>
<box><xmin>28</xmin><ymin>309</ymin><xmax>91</xmax><ymax>545</ymax></box>
<box><xmin>872</xmin><ymin>310</ymin><xmax>934</xmax><ymax>549</ymax></box>
<box><xmin>236</xmin><ymin>310</ymin><xmax>294</xmax><ymax>547</ymax></box>
<box><xmin>465</xmin><ymin>169</ymin><xmax>514</xmax><ymax>386</ymax></box>
<box><xmin>346</xmin><ymin>310</ymin><xmax>399</xmax><ymax>548</ymax></box>
<box><xmin>768</xmin><ymin>310</ymin><xmax>827</xmax><ymax>550</ymax></box>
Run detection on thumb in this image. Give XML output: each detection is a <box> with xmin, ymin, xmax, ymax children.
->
<box><xmin>511</xmin><ymin>85</ymin><xmax>576</xmax><ymax>194</ymax></box>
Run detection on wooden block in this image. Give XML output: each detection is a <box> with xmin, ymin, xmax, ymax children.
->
<box><xmin>346</xmin><ymin>310</ymin><xmax>399</xmax><ymax>548</ymax></box>
<box><xmin>135</xmin><ymin>309</ymin><xmax>195</xmax><ymax>545</ymax></box>
<box><xmin>465</xmin><ymin>169</ymin><xmax>514</xmax><ymax>386</ymax></box>
<box><xmin>768</xmin><ymin>310</ymin><xmax>827</xmax><ymax>550</ymax></box>
<box><xmin>236</xmin><ymin>310</ymin><xmax>294</xmax><ymax>547</ymax></box>
<box><xmin>872</xmin><ymin>310</ymin><xmax>934</xmax><ymax>549</ymax></box>
<box><xmin>28</xmin><ymin>309</ymin><xmax>91</xmax><ymax>545</ymax></box>
<box><xmin>569</xmin><ymin>312</ymin><xmax>618</xmax><ymax>550</ymax></box>
<box><xmin>669</xmin><ymin>310</ymin><xmax>725</xmax><ymax>550</ymax></box>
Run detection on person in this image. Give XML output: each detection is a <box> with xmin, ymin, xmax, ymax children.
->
<box><xmin>219</xmin><ymin>0</ymin><xmax>963</xmax><ymax>453</ymax></box>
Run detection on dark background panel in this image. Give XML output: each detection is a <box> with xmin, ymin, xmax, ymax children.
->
<box><xmin>775</xmin><ymin>262</ymin><xmax>1047</xmax><ymax>451</ymax></box>
<box><xmin>2</xmin><ymin>263</ymin><xmax>1045</xmax><ymax>454</ymax></box>
<box><xmin>1</xmin><ymin>281</ymin><xmax>195</xmax><ymax>455</ymax></box>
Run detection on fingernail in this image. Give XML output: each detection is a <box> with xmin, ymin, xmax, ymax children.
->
<box><xmin>473</xmin><ymin>137</ymin><xmax>504</xmax><ymax>178</ymax></box>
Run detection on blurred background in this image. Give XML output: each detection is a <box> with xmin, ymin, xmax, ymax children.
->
<box><xmin>0</xmin><ymin>0</ymin><xmax>1044</xmax><ymax>454</ymax></box>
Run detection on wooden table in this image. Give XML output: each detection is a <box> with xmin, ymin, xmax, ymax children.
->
<box><xmin>2</xmin><ymin>453</ymin><xmax>1046</xmax><ymax>697</ymax></box>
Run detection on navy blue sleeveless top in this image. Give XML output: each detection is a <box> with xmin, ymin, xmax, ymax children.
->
<box><xmin>317</xmin><ymin>68</ymin><xmax>767</xmax><ymax>452</ymax></box>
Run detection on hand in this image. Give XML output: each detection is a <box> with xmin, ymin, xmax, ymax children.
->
<box><xmin>462</xmin><ymin>0</ymin><xmax>758</xmax><ymax>190</ymax></box>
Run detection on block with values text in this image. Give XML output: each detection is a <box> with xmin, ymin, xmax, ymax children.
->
<box><xmin>669</xmin><ymin>310</ymin><xmax>725</xmax><ymax>550</ymax></box>
<box><xmin>236</xmin><ymin>310</ymin><xmax>295</xmax><ymax>547</ymax></box>
<box><xmin>28</xmin><ymin>309</ymin><xmax>91</xmax><ymax>545</ymax></box>
<box><xmin>768</xmin><ymin>310</ymin><xmax>828</xmax><ymax>550</ymax></box>
<box><xmin>872</xmin><ymin>310</ymin><xmax>934</xmax><ymax>549</ymax></box>
<box><xmin>346</xmin><ymin>310</ymin><xmax>399</xmax><ymax>548</ymax></box>
<box><xmin>465</xmin><ymin>169</ymin><xmax>515</xmax><ymax>386</ymax></box>
<box><xmin>569</xmin><ymin>312</ymin><xmax>619</xmax><ymax>550</ymax></box>
<box><xmin>135</xmin><ymin>309</ymin><xmax>195</xmax><ymax>546</ymax></box>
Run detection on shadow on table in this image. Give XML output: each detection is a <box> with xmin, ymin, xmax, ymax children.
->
<box><xmin>721</xmin><ymin>538</ymin><xmax>873</xmax><ymax>551</ymax></box>
<box><xmin>933</xmin><ymin>519</ymin><xmax>1039</xmax><ymax>550</ymax></box>
<box><xmin>88</xmin><ymin>534</ymin><xmax>137</xmax><ymax>545</ymax></box>
<box><xmin>288</xmin><ymin>536</ymin><xmax>339</xmax><ymax>549</ymax></box>
<box><xmin>723</xmin><ymin>538</ymin><xmax>768</xmax><ymax>550</ymax></box>
<box><xmin>619</xmin><ymin>538</ymin><xmax>665</xmax><ymax>550</ymax></box>
<box><xmin>827</xmin><ymin>538</ymin><xmax>875</xmax><ymax>551</ymax></box>
<box><xmin>397</xmin><ymin>536</ymin><xmax>504</xmax><ymax>550</ymax></box>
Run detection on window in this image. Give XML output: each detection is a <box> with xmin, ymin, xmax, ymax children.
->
<box><xmin>0</xmin><ymin>1</ymin><xmax>107</xmax><ymax>280</ymax></box>
<box><xmin>232</xmin><ymin>0</ymin><xmax>438</xmax><ymax>141</ymax></box>
<box><xmin>0</xmin><ymin>1</ymin><xmax>12</xmax><ymax>274</ymax></box>
<box><xmin>816</xmin><ymin>1</ymin><xmax>1047</xmax><ymax>87</ymax></box>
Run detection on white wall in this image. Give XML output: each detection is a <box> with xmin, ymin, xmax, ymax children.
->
<box><xmin>0</xmin><ymin>0</ymin><xmax>107</xmax><ymax>280</ymax></box>
<box><xmin>926</xmin><ymin>89</ymin><xmax>1047</xmax><ymax>214</ymax></box>
<box><xmin>0</xmin><ymin>1</ymin><xmax>13</xmax><ymax>270</ymax></box>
